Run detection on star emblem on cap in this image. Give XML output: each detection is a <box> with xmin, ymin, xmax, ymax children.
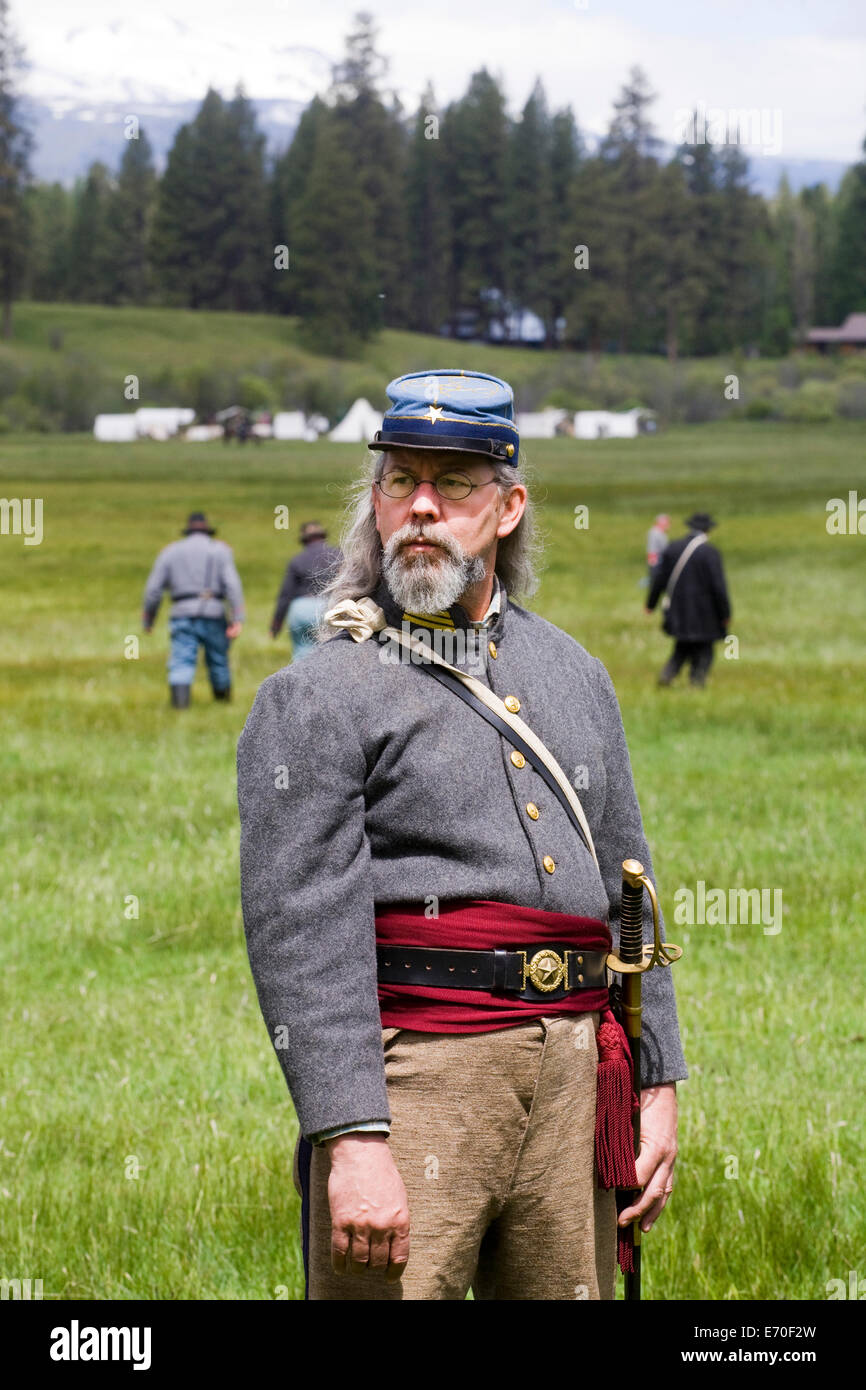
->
<box><xmin>426</xmin><ymin>405</ymin><xmax>444</xmax><ymax>425</ymax></box>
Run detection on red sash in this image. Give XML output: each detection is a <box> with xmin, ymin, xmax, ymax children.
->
<box><xmin>376</xmin><ymin>898</ymin><xmax>610</xmax><ymax>1031</ymax></box>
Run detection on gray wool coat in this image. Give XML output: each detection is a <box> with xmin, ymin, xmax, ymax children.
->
<box><xmin>236</xmin><ymin>575</ymin><xmax>688</xmax><ymax>1140</ymax></box>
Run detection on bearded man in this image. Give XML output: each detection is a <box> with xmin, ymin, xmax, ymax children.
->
<box><xmin>236</xmin><ymin>369</ymin><xmax>687</xmax><ymax>1301</ymax></box>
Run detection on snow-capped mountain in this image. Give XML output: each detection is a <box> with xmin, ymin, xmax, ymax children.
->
<box><xmin>21</xmin><ymin>12</ymin><xmax>333</xmax><ymax>180</ymax></box>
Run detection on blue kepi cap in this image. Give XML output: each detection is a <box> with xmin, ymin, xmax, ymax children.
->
<box><xmin>369</xmin><ymin>369</ymin><xmax>519</xmax><ymax>463</ymax></box>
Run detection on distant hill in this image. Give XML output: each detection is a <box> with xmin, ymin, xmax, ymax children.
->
<box><xmin>21</xmin><ymin>95</ymin><xmax>305</xmax><ymax>184</ymax></box>
<box><xmin>22</xmin><ymin>96</ymin><xmax>850</xmax><ymax>199</ymax></box>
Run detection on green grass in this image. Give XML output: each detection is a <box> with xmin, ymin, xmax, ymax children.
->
<box><xmin>1</xmin><ymin>420</ymin><xmax>864</xmax><ymax>1300</ymax></box>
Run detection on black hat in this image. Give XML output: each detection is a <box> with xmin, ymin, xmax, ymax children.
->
<box><xmin>685</xmin><ymin>512</ymin><xmax>717</xmax><ymax>532</ymax></box>
<box><xmin>183</xmin><ymin>512</ymin><xmax>216</xmax><ymax>535</ymax></box>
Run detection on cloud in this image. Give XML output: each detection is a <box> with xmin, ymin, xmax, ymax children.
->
<box><xmin>16</xmin><ymin>0</ymin><xmax>866</xmax><ymax>160</ymax></box>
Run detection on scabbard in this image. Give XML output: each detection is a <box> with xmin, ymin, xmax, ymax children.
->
<box><xmin>618</xmin><ymin>866</ymin><xmax>646</xmax><ymax>1301</ymax></box>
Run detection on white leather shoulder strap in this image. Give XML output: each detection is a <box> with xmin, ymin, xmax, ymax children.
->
<box><xmin>324</xmin><ymin>597</ymin><xmax>599</xmax><ymax>870</ymax></box>
<box><xmin>665</xmin><ymin>532</ymin><xmax>706</xmax><ymax>604</ymax></box>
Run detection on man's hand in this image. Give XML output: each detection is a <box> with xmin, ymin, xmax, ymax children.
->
<box><xmin>141</xmin><ymin>612</ymin><xmax>152</xmax><ymax>634</ymax></box>
<box><xmin>617</xmin><ymin>1082</ymin><xmax>677</xmax><ymax>1233</ymax></box>
<box><xmin>325</xmin><ymin>1133</ymin><xmax>410</xmax><ymax>1282</ymax></box>
<box><xmin>226</xmin><ymin>621</ymin><xmax>243</xmax><ymax>640</ymax></box>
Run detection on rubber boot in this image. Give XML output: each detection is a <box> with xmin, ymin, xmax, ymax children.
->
<box><xmin>170</xmin><ymin>684</ymin><xmax>191</xmax><ymax>709</ymax></box>
<box><xmin>213</xmin><ymin>686</ymin><xmax>231</xmax><ymax>702</ymax></box>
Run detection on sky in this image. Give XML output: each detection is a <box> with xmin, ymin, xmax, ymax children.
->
<box><xmin>16</xmin><ymin>0</ymin><xmax>866</xmax><ymax>160</ymax></box>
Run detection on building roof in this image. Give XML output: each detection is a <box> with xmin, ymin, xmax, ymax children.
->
<box><xmin>807</xmin><ymin>313</ymin><xmax>866</xmax><ymax>344</ymax></box>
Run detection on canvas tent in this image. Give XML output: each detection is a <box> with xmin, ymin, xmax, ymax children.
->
<box><xmin>94</xmin><ymin>414</ymin><xmax>139</xmax><ymax>442</ymax></box>
<box><xmin>517</xmin><ymin>408</ymin><xmax>569</xmax><ymax>439</ymax></box>
<box><xmin>135</xmin><ymin>407</ymin><xmax>195</xmax><ymax>439</ymax></box>
<box><xmin>328</xmin><ymin>398</ymin><xmax>383</xmax><ymax>443</ymax></box>
<box><xmin>573</xmin><ymin>408</ymin><xmax>655</xmax><ymax>440</ymax></box>
<box><xmin>272</xmin><ymin>411</ymin><xmax>308</xmax><ymax>440</ymax></box>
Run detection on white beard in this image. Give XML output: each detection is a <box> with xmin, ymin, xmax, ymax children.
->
<box><xmin>382</xmin><ymin>523</ymin><xmax>487</xmax><ymax>614</ymax></box>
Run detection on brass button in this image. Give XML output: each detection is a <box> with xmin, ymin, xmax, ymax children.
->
<box><xmin>504</xmin><ymin>695</ymin><xmax>520</xmax><ymax>714</ymax></box>
<box><xmin>543</xmin><ymin>855</ymin><xmax>556</xmax><ymax>874</ymax></box>
<box><xmin>525</xmin><ymin>802</ymin><xmax>539</xmax><ymax>820</ymax></box>
<box><xmin>488</xmin><ymin>640</ymin><xmax>497</xmax><ymax>659</ymax></box>
<box><xmin>510</xmin><ymin>750</ymin><xmax>525</xmax><ymax>768</ymax></box>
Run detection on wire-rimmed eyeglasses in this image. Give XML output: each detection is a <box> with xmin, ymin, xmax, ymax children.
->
<box><xmin>375</xmin><ymin>466</ymin><xmax>499</xmax><ymax>502</ymax></box>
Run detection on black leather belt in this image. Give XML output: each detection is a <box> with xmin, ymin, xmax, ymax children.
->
<box><xmin>172</xmin><ymin>591</ymin><xmax>224</xmax><ymax>601</ymax></box>
<box><xmin>376</xmin><ymin>944</ymin><xmax>608</xmax><ymax>1003</ymax></box>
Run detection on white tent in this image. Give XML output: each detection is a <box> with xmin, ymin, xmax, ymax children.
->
<box><xmin>272</xmin><ymin>411</ymin><xmax>308</xmax><ymax>440</ymax></box>
<box><xmin>93</xmin><ymin>414</ymin><xmax>139</xmax><ymax>442</ymax></box>
<box><xmin>517</xmin><ymin>408</ymin><xmax>568</xmax><ymax>439</ymax></box>
<box><xmin>135</xmin><ymin>407</ymin><xmax>195</xmax><ymax>439</ymax></box>
<box><xmin>328</xmin><ymin>398</ymin><xmax>383</xmax><ymax>443</ymax></box>
<box><xmin>573</xmin><ymin>408</ymin><xmax>655</xmax><ymax>440</ymax></box>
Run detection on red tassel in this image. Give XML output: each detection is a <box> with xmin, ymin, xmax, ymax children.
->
<box><xmin>595</xmin><ymin>1007</ymin><xmax>639</xmax><ymax>1189</ymax></box>
<box><xmin>618</xmin><ymin>1226</ymin><xmax>635</xmax><ymax>1275</ymax></box>
<box><xmin>595</xmin><ymin>1006</ymin><xmax>640</xmax><ymax>1276</ymax></box>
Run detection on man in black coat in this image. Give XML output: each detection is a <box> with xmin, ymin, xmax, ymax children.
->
<box><xmin>646</xmin><ymin>512</ymin><xmax>731</xmax><ymax>687</ymax></box>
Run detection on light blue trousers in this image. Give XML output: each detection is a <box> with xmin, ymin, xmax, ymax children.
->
<box><xmin>168</xmin><ymin>615</ymin><xmax>231</xmax><ymax>690</ymax></box>
<box><xmin>287</xmin><ymin>595</ymin><xmax>326</xmax><ymax>660</ymax></box>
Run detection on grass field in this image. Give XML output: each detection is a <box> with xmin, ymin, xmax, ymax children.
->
<box><xmin>1</xmin><ymin>420</ymin><xmax>864</xmax><ymax>1300</ymax></box>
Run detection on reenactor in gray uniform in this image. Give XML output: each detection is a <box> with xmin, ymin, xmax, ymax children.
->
<box><xmin>237</xmin><ymin>370</ymin><xmax>687</xmax><ymax>1300</ymax></box>
<box><xmin>142</xmin><ymin>512</ymin><xmax>245</xmax><ymax>707</ymax></box>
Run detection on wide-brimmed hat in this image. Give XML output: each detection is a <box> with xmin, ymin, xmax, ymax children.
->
<box><xmin>369</xmin><ymin>369</ymin><xmax>519</xmax><ymax>463</ymax></box>
<box><xmin>685</xmin><ymin>512</ymin><xmax>717</xmax><ymax>532</ymax></box>
<box><xmin>182</xmin><ymin>511</ymin><xmax>216</xmax><ymax>535</ymax></box>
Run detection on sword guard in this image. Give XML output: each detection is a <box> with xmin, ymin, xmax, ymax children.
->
<box><xmin>610</xmin><ymin>868</ymin><xmax>683</xmax><ymax>974</ymax></box>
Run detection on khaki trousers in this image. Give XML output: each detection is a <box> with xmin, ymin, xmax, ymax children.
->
<box><xmin>292</xmin><ymin>1012</ymin><xmax>617</xmax><ymax>1301</ymax></box>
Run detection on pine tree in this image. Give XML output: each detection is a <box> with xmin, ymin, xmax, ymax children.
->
<box><xmin>149</xmin><ymin>121</ymin><xmax>200</xmax><ymax>305</ymax></box>
<box><xmin>441</xmin><ymin>69</ymin><xmax>510</xmax><ymax>332</ymax></box>
<box><xmin>271</xmin><ymin>95</ymin><xmax>328</xmax><ymax>314</ymax></box>
<box><xmin>23</xmin><ymin>182</ymin><xmax>71</xmax><ymax>301</ymax></box>
<box><xmin>673</xmin><ymin>120</ymin><xmax>719</xmax><ymax>353</ymax></box>
<box><xmin>405</xmin><ymin>86</ymin><xmax>451</xmax><ymax>334</ymax></box>
<box><xmin>151</xmin><ymin>87</ymin><xmax>269</xmax><ymax>311</ymax></box>
<box><xmin>329</xmin><ymin>13</ymin><xmax>410</xmax><ymax>327</ymax></box>
<box><xmin>219</xmin><ymin>88</ymin><xmax>270</xmax><ymax>311</ymax></box>
<box><xmin>829</xmin><ymin>135</ymin><xmax>866</xmax><ymax>318</ymax></box>
<box><xmin>799</xmin><ymin>183</ymin><xmax>835</xmax><ymax>326</ymax></box>
<box><xmin>290</xmin><ymin>114</ymin><xmax>380</xmax><ymax>355</ymax></box>
<box><xmin>548</xmin><ymin>108</ymin><xmax>582</xmax><ymax>342</ymax></box>
<box><xmin>0</xmin><ymin>0</ymin><xmax>32</xmax><ymax>337</ymax></box>
<box><xmin>761</xmin><ymin>173</ymin><xmax>797</xmax><ymax>354</ymax></box>
<box><xmin>649</xmin><ymin>160</ymin><xmax>704</xmax><ymax>361</ymax></box>
<box><xmin>595</xmin><ymin>66</ymin><xmax>663</xmax><ymax>352</ymax></box>
<box><xmin>67</xmin><ymin>162</ymin><xmax>115</xmax><ymax>303</ymax></box>
<box><xmin>105</xmin><ymin>127</ymin><xmax>157</xmax><ymax>304</ymax></box>
<box><xmin>505</xmin><ymin>80</ymin><xmax>557</xmax><ymax>342</ymax></box>
<box><xmin>564</xmin><ymin>154</ymin><xmax>626</xmax><ymax>351</ymax></box>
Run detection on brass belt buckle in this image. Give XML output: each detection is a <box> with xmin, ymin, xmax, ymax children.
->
<box><xmin>519</xmin><ymin>948</ymin><xmax>568</xmax><ymax>994</ymax></box>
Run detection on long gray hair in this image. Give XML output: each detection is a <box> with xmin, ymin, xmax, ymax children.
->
<box><xmin>314</xmin><ymin>450</ymin><xmax>543</xmax><ymax>640</ymax></box>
